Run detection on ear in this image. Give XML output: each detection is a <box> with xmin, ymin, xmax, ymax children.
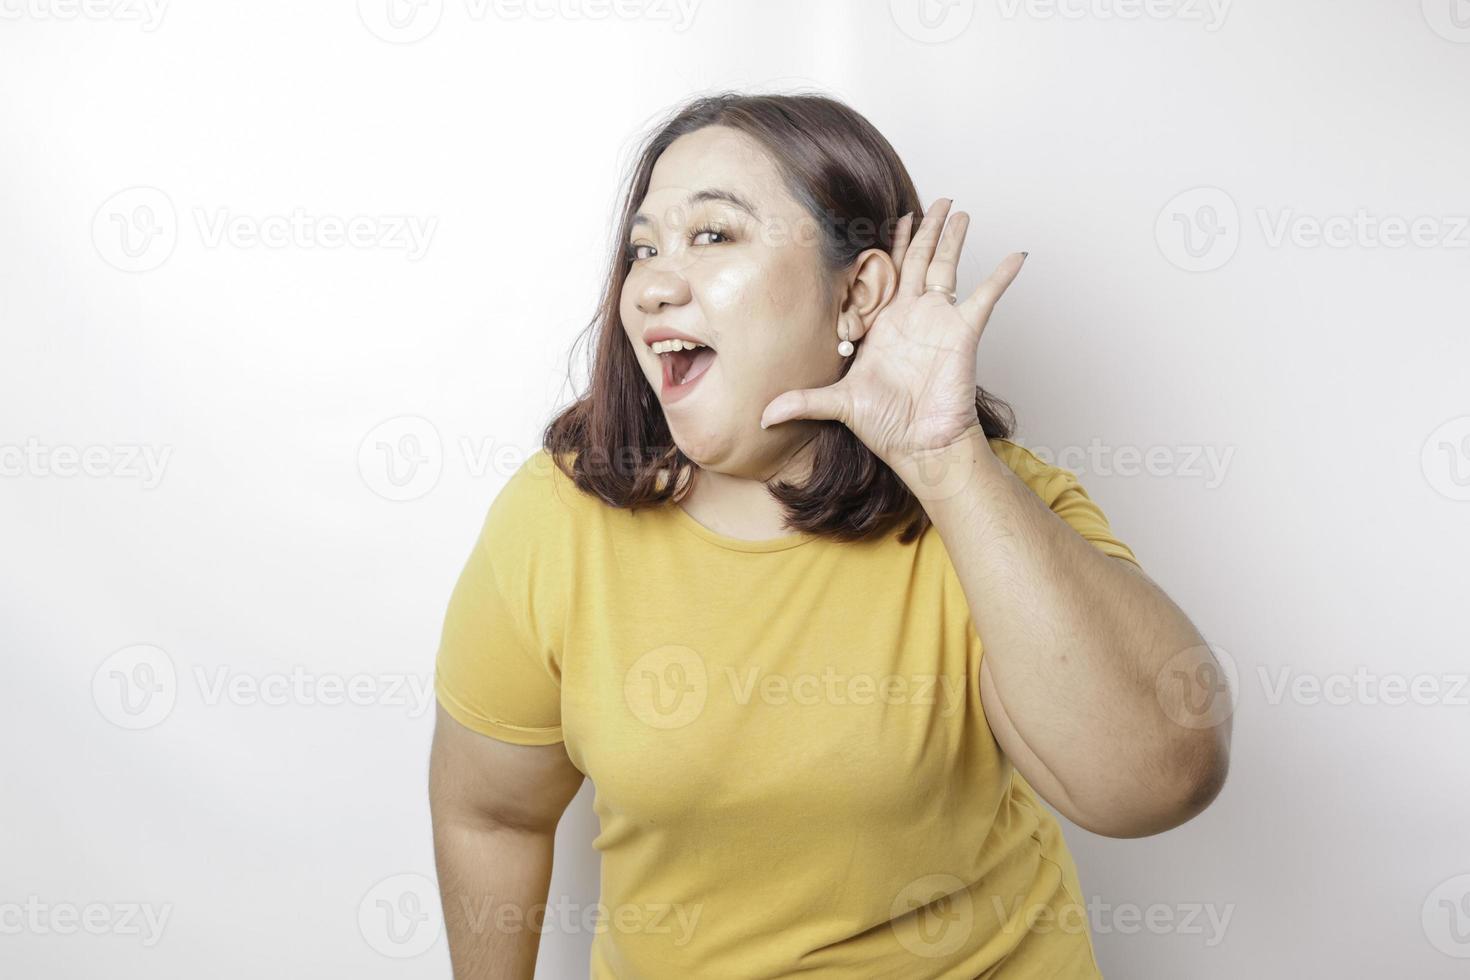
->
<box><xmin>837</xmin><ymin>247</ymin><xmax>899</xmax><ymax>344</ymax></box>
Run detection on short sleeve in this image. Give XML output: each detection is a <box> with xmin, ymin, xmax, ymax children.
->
<box><xmin>989</xmin><ymin>439</ymin><xmax>1142</xmax><ymax>568</ymax></box>
<box><xmin>433</xmin><ymin>453</ymin><xmax>568</xmax><ymax>745</ymax></box>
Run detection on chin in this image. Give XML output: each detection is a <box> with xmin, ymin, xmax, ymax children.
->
<box><xmin>665</xmin><ymin>422</ymin><xmax>730</xmax><ymax>469</ymax></box>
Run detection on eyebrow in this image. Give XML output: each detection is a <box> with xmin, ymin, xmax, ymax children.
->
<box><xmin>631</xmin><ymin>188</ymin><xmax>760</xmax><ymax>229</ymax></box>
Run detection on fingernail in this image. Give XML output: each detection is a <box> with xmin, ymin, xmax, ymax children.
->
<box><xmin>1021</xmin><ymin>251</ymin><xmax>1030</xmax><ymax>259</ymax></box>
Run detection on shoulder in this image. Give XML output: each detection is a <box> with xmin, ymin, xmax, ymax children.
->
<box><xmin>987</xmin><ymin>436</ymin><xmax>1142</xmax><ymax>566</ymax></box>
<box><xmin>477</xmin><ymin>447</ymin><xmax>594</xmax><ymax>554</ymax></box>
<box><xmin>984</xmin><ymin>437</ymin><xmax>1077</xmax><ymax>503</ymax></box>
<box><xmin>495</xmin><ymin>447</ymin><xmax>592</xmax><ymax>514</ymax></box>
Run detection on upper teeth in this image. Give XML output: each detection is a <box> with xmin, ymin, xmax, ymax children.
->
<box><xmin>651</xmin><ymin>339</ymin><xmax>708</xmax><ymax>354</ymax></box>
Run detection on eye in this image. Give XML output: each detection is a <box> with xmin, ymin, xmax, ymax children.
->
<box><xmin>691</xmin><ymin>227</ymin><xmax>729</xmax><ymax>247</ymax></box>
<box><xmin>626</xmin><ymin>224</ymin><xmax>732</xmax><ymax>263</ymax></box>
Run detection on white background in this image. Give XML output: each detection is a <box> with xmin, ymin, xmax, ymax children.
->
<box><xmin>3</xmin><ymin>0</ymin><xmax>1469</xmax><ymax>976</ymax></box>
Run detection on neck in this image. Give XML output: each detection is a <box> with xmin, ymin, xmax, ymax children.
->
<box><xmin>677</xmin><ymin>435</ymin><xmax>819</xmax><ymax>542</ymax></box>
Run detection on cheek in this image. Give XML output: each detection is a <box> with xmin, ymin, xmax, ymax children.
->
<box><xmin>703</xmin><ymin>255</ymin><xmax>826</xmax><ymax>350</ymax></box>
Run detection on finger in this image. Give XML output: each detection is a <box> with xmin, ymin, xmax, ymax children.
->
<box><xmin>760</xmin><ymin>383</ymin><xmax>851</xmax><ymax>429</ymax></box>
<box><xmin>889</xmin><ymin>211</ymin><xmax>914</xmax><ymax>273</ymax></box>
<box><xmin>923</xmin><ymin>210</ymin><xmax>969</xmax><ymax>298</ymax></box>
<box><xmin>956</xmin><ymin>251</ymin><xmax>1028</xmax><ymax>340</ymax></box>
<box><xmin>899</xmin><ymin>197</ymin><xmax>953</xmax><ymax>298</ymax></box>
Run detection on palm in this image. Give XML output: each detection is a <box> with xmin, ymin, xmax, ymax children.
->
<box><xmin>761</xmin><ymin>198</ymin><xmax>1028</xmax><ymax>473</ymax></box>
<box><xmin>839</xmin><ymin>288</ymin><xmax>985</xmax><ymax>462</ymax></box>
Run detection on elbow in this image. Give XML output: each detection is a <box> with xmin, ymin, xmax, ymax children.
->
<box><xmin>1165</xmin><ymin>734</ymin><xmax>1231</xmax><ymax>827</ymax></box>
<box><xmin>1072</xmin><ymin>730</ymin><xmax>1232</xmax><ymax>840</ymax></box>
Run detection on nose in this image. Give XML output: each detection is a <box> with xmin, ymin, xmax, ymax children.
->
<box><xmin>634</xmin><ymin>267</ymin><xmax>692</xmax><ymax>317</ymax></box>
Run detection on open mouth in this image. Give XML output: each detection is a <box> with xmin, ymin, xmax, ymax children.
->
<box><xmin>658</xmin><ymin>344</ymin><xmax>717</xmax><ymax>387</ymax></box>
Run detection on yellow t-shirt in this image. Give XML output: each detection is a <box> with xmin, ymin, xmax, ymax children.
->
<box><xmin>434</xmin><ymin>438</ymin><xmax>1141</xmax><ymax>979</ymax></box>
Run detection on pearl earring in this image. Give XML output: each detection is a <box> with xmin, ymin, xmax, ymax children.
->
<box><xmin>837</xmin><ymin>321</ymin><xmax>854</xmax><ymax>358</ymax></box>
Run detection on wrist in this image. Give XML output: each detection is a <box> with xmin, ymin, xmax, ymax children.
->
<box><xmin>890</xmin><ymin>422</ymin><xmax>1005</xmax><ymax>506</ymax></box>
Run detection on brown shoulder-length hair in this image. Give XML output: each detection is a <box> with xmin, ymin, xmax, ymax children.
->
<box><xmin>544</xmin><ymin>89</ymin><xmax>1015</xmax><ymax>544</ymax></box>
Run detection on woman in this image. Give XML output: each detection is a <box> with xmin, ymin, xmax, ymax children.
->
<box><xmin>428</xmin><ymin>91</ymin><xmax>1231</xmax><ymax>979</ymax></box>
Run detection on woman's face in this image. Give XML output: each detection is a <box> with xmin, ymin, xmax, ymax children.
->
<box><xmin>619</xmin><ymin>125</ymin><xmax>846</xmax><ymax>479</ymax></box>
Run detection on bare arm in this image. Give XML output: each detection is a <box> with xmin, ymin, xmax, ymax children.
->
<box><xmin>897</xmin><ymin>427</ymin><xmax>1231</xmax><ymax>838</ymax></box>
<box><xmin>428</xmin><ymin>704</ymin><xmax>585</xmax><ymax>979</ymax></box>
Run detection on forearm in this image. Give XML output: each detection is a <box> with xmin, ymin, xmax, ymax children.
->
<box><xmin>432</xmin><ymin>815</ymin><xmax>555</xmax><ymax>980</ymax></box>
<box><xmin>897</xmin><ymin>425</ymin><xmax>1228</xmax><ymax>832</ymax></box>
